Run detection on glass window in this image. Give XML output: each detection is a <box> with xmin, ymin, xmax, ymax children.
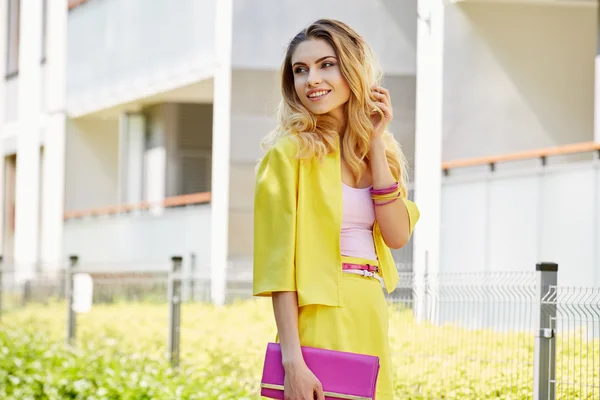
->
<box><xmin>6</xmin><ymin>0</ymin><xmax>20</xmax><ymax>77</ymax></box>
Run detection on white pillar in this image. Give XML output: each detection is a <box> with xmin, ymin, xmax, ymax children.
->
<box><xmin>413</xmin><ymin>0</ymin><xmax>445</xmax><ymax>322</ymax></box>
<box><xmin>41</xmin><ymin>115</ymin><xmax>66</xmax><ymax>269</ymax></box>
<box><xmin>595</xmin><ymin>6</ymin><xmax>600</xmax><ymax>143</ymax></box>
<box><xmin>0</xmin><ymin>1</ymin><xmax>9</xmax><ymax>255</ymax></box>
<box><xmin>118</xmin><ymin>112</ymin><xmax>145</xmax><ymax>204</ymax></box>
<box><xmin>14</xmin><ymin>0</ymin><xmax>43</xmax><ymax>280</ymax></box>
<box><xmin>40</xmin><ymin>0</ymin><xmax>68</xmax><ymax>270</ymax></box>
<box><xmin>0</xmin><ymin>1</ymin><xmax>7</xmax><ymax>124</ymax></box>
<box><xmin>210</xmin><ymin>0</ymin><xmax>233</xmax><ymax>306</ymax></box>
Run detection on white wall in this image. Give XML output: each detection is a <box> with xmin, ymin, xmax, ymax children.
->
<box><xmin>232</xmin><ymin>0</ymin><xmax>417</xmax><ymax>75</ymax></box>
<box><xmin>441</xmin><ymin>160</ymin><xmax>600</xmax><ymax>288</ymax></box>
<box><xmin>443</xmin><ymin>2</ymin><xmax>596</xmax><ymax>161</ymax></box>
<box><xmin>65</xmin><ymin>118</ymin><xmax>119</xmax><ymax>211</ymax></box>
<box><xmin>66</xmin><ymin>0</ymin><xmax>216</xmax><ymax>117</ymax></box>
<box><xmin>63</xmin><ymin>204</ymin><xmax>212</xmax><ymax>269</ymax></box>
<box><xmin>3</xmin><ymin>80</ymin><xmax>18</xmax><ymax>123</ymax></box>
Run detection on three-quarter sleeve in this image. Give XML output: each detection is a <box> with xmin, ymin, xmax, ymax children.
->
<box><xmin>252</xmin><ymin>138</ymin><xmax>299</xmax><ymax>297</ymax></box>
<box><xmin>403</xmin><ymin>198</ymin><xmax>420</xmax><ymax>238</ymax></box>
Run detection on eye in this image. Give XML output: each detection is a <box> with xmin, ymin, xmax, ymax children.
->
<box><xmin>322</xmin><ymin>61</ymin><xmax>335</xmax><ymax>68</ymax></box>
<box><xmin>294</xmin><ymin>66</ymin><xmax>307</xmax><ymax>74</ymax></box>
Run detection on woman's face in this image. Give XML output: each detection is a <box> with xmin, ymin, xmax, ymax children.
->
<box><xmin>291</xmin><ymin>38</ymin><xmax>351</xmax><ymax>122</ymax></box>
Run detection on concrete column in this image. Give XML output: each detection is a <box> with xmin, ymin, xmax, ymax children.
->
<box><xmin>40</xmin><ymin>0</ymin><xmax>68</xmax><ymax>270</ymax></box>
<box><xmin>44</xmin><ymin>0</ymin><xmax>67</xmax><ymax>115</ymax></box>
<box><xmin>41</xmin><ymin>115</ymin><xmax>66</xmax><ymax>269</ymax></box>
<box><xmin>413</xmin><ymin>0</ymin><xmax>445</xmax><ymax>322</ymax></box>
<box><xmin>0</xmin><ymin>1</ymin><xmax>9</xmax><ymax>255</ymax></box>
<box><xmin>0</xmin><ymin>1</ymin><xmax>7</xmax><ymax>124</ymax></box>
<box><xmin>210</xmin><ymin>0</ymin><xmax>233</xmax><ymax>306</ymax></box>
<box><xmin>118</xmin><ymin>112</ymin><xmax>145</xmax><ymax>204</ymax></box>
<box><xmin>14</xmin><ymin>0</ymin><xmax>44</xmax><ymax>280</ymax></box>
<box><xmin>595</xmin><ymin>5</ymin><xmax>600</xmax><ymax>143</ymax></box>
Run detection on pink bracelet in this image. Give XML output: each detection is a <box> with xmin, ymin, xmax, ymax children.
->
<box><xmin>370</xmin><ymin>182</ymin><xmax>399</xmax><ymax>196</ymax></box>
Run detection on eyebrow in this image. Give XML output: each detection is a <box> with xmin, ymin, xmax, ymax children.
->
<box><xmin>292</xmin><ymin>56</ymin><xmax>337</xmax><ymax>68</ymax></box>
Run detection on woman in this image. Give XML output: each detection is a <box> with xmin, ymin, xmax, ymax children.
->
<box><xmin>253</xmin><ymin>19</ymin><xmax>420</xmax><ymax>400</ymax></box>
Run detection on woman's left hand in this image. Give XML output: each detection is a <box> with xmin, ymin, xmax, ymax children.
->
<box><xmin>370</xmin><ymin>86</ymin><xmax>393</xmax><ymax>139</ymax></box>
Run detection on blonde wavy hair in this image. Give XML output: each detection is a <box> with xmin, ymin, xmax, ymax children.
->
<box><xmin>262</xmin><ymin>19</ymin><xmax>409</xmax><ymax>196</ymax></box>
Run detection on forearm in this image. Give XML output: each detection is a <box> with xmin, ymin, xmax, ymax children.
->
<box><xmin>272</xmin><ymin>291</ymin><xmax>304</xmax><ymax>369</ymax></box>
<box><xmin>370</xmin><ymin>136</ymin><xmax>411</xmax><ymax>249</ymax></box>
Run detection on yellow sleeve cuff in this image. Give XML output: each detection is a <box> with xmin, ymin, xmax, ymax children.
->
<box><xmin>252</xmin><ymin>138</ymin><xmax>299</xmax><ymax>297</ymax></box>
<box><xmin>403</xmin><ymin>198</ymin><xmax>420</xmax><ymax>237</ymax></box>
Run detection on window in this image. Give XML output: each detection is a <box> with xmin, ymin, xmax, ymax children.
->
<box><xmin>41</xmin><ymin>0</ymin><xmax>47</xmax><ymax>63</ymax></box>
<box><xmin>6</xmin><ymin>0</ymin><xmax>20</xmax><ymax>78</ymax></box>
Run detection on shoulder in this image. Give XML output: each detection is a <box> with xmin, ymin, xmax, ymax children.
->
<box><xmin>270</xmin><ymin>134</ymin><xmax>299</xmax><ymax>158</ymax></box>
<box><xmin>255</xmin><ymin>134</ymin><xmax>300</xmax><ymax>175</ymax></box>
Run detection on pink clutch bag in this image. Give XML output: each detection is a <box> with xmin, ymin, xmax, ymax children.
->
<box><xmin>260</xmin><ymin>342</ymin><xmax>380</xmax><ymax>400</ymax></box>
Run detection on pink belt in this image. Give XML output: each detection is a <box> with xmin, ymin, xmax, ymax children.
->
<box><xmin>342</xmin><ymin>263</ymin><xmax>379</xmax><ymax>273</ymax></box>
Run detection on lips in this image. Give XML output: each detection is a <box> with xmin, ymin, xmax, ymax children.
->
<box><xmin>307</xmin><ymin>89</ymin><xmax>331</xmax><ymax>100</ymax></box>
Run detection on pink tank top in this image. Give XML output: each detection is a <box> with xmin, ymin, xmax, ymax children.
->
<box><xmin>340</xmin><ymin>183</ymin><xmax>378</xmax><ymax>261</ymax></box>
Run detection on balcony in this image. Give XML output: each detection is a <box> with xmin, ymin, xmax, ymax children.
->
<box><xmin>440</xmin><ymin>142</ymin><xmax>600</xmax><ymax>287</ymax></box>
<box><xmin>66</xmin><ymin>0</ymin><xmax>216</xmax><ymax>117</ymax></box>
<box><xmin>63</xmin><ymin>193</ymin><xmax>212</xmax><ymax>273</ymax></box>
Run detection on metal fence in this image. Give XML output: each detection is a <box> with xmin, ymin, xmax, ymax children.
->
<box><xmin>386</xmin><ymin>263</ymin><xmax>599</xmax><ymax>399</ymax></box>
<box><xmin>1</xmin><ymin>257</ymin><xmax>600</xmax><ymax>399</ymax></box>
<box><xmin>545</xmin><ymin>285</ymin><xmax>600</xmax><ymax>398</ymax></box>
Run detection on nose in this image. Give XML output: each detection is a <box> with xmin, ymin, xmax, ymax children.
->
<box><xmin>306</xmin><ymin>68</ymin><xmax>322</xmax><ymax>87</ymax></box>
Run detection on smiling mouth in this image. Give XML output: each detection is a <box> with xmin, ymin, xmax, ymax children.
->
<box><xmin>307</xmin><ymin>90</ymin><xmax>331</xmax><ymax>100</ymax></box>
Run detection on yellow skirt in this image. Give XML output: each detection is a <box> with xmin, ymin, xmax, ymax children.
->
<box><xmin>296</xmin><ymin>257</ymin><xmax>394</xmax><ymax>400</ymax></box>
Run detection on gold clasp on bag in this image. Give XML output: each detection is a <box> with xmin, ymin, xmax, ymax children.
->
<box><xmin>260</xmin><ymin>383</ymin><xmax>373</xmax><ymax>400</ymax></box>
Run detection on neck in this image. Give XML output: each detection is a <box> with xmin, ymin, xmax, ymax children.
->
<box><xmin>329</xmin><ymin>106</ymin><xmax>346</xmax><ymax>136</ymax></box>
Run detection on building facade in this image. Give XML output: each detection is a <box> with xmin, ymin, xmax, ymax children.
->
<box><xmin>0</xmin><ymin>0</ymin><xmax>597</xmax><ymax>303</ymax></box>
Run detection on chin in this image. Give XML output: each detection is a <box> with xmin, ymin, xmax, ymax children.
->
<box><xmin>306</xmin><ymin>103</ymin><xmax>336</xmax><ymax>115</ymax></box>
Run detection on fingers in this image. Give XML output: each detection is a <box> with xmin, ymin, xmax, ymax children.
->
<box><xmin>372</xmin><ymin>91</ymin><xmax>388</xmax><ymax>104</ymax></box>
<box><xmin>372</xmin><ymin>85</ymin><xmax>389</xmax><ymax>95</ymax></box>
<box><xmin>372</xmin><ymin>85</ymin><xmax>390</xmax><ymax>101</ymax></box>
<box><xmin>314</xmin><ymin>385</ymin><xmax>325</xmax><ymax>400</ymax></box>
<box><xmin>375</xmin><ymin>102</ymin><xmax>392</xmax><ymax>119</ymax></box>
<box><xmin>371</xmin><ymin>86</ymin><xmax>392</xmax><ymax>114</ymax></box>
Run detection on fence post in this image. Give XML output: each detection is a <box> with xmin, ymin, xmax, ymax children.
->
<box><xmin>0</xmin><ymin>256</ymin><xmax>3</xmax><ymax>321</ymax></box>
<box><xmin>533</xmin><ymin>262</ymin><xmax>558</xmax><ymax>400</ymax></box>
<box><xmin>22</xmin><ymin>280</ymin><xmax>31</xmax><ymax>307</ymax></box>
<box><xmin>189</xmin><ymin>252</ymin><xmax>196</xmax><ymax>302</ymax></box>
<box><xmin>66</xmin><ymin>255</ymin><xmax>78</xmax><ymax>346</ymax></box>
<box><xmin>168</xmin><ymin>256</ymin><xmax>183</xmax><ymax>368</ymax></box>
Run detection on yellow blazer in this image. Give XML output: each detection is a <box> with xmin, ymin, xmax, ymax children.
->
<box><xmin>252</xmin><ymin>135</ymin><xmax>420</xmax><ymax>307</ymax></box>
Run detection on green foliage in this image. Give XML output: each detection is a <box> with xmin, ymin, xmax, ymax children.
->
<box><xmin>1</xmin><ymin>299</ymin><xmax>598</xmax><ymax>399</ymax></box>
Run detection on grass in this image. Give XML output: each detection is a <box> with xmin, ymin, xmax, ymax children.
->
<box><xmin>1</xmin><ymin>299</ymin><xmax>599</xmax><ymax>399</ymax></box>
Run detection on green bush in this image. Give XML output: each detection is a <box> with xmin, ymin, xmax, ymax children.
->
<box><xmin>0</xmin><ymin>326</ymin><xmax>260</xmax><ymax>400</ymax></box>
<box><xmin>1</xmin><ymin>299</ymin><xmax>598</xmax><ymax>399</ymax></box>
<box><xmin>0</xmin><ymin>300</ymin><xmax>270</xmax><ymax>400</ymax></box>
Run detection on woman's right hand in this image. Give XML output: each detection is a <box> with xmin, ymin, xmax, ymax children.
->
<box><xmin>283</xmin><ymin>360</ymin><xmax>325</xmax><ymax>400</ymax></box>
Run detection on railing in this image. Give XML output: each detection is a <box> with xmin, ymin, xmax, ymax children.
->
<box><xmin>62</xmin><ymin>141</ymin><xmax>600</xmax><ymax>218</ymax></box>
<box><xmin>62</xmin><ymin>192</ymin><xmax>212</xmax><ymax>268</ymax></box>
<box><xmin>63</xmin><ymin>192</ymin><xmax>211</xmax><ymax>220</ymax></box>
<box><xmin>442</xmin><ymin>141</ymin><xmax>600</xmax><ymax>174</ymax></box>
<box><xmin>440</xmin><ymin>141</ymin><xmax>600</xmax><ymax>290</ymax></box>
<box><xmin>68</xmin><ymin>0</ymin><xmax>90</xmax><ymax>9</ymax></box>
